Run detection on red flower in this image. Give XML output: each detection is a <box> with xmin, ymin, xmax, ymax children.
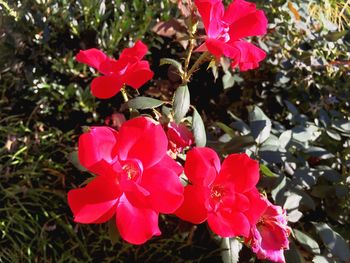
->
<box><xmin>76</xmin><ymin>41</ymin><xmax>154</xmax><ymax>99</ymax></box>
<box><xmin>166</xmin><ymin>122</ymin><xmax>194</xmax><ymax>155</ymax></box>
<box><xmin>195</xmin><ymin>0</ymin><xmax>268</xmax><ymax>71</ymax></box>
<box><xmin>67</xmin><ymin>117</ymin><xmax>184</xmax><ymax>244</ymax></box>
<box><xmin>175</xmin><ymin>147</ymin><xmax>267</xmax><ymax>237</ymax></box>
<box><xmin>246</xmin><ymin>199</ymin><xmax>291</xmax><ymax>263</ymax></box>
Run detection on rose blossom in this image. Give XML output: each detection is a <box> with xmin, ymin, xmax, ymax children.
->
<box><xmin>175</xmin><ymin>147</ymin><xmax>267</xmax><ymax>237</ymax></box>
<box><xmin>166</xmin><ymin>122</ymin><xmax>194</xmax><ymax>155</ymax></box>
<box><xmin>76</xmin><ymin>41</ymin><xmax>154</xmax><ymax>99</ymax></box>
<box><xmin>195</xmin><ymin>0</ymin><xmax>268</xmax><ymax>71</ymax></box>
<box><xmin>67</xmin><ymin>117</ymin><xmax>184</xmax><ymax>244</ymax></box>
<box><xmin>246</xmin><ymin>199</ymin><xmax>291</xmax><ymax>263</ymax></box>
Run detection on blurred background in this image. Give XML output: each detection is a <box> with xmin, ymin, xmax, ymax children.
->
<box><xmin>0</xmin><ymin>0</ymin><xmax>349</xmax><ymax>262</ymax></box>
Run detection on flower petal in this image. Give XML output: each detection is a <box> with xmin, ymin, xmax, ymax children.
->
<box><xmin>76</xmin><ymin>48</ymin><xmax>108</xmax><ymax>71</ymax></box>
<box><xmin>91</xmin><ymin>75</ymin><xmax>123</xmax><ymax>99</ymax></box>
<box><xmin>229</xmin><ymin>41</ymin><xmax>266</xmax><ymax>71</ymax></box>
<box><xmin>116</xmin><ymin>117</ymin><xmax>167</xmax><ymax>169</ymax></box>
<box><xmin>141</xmin><ymin>165</ymin><xmax>184</xmax><ymax>214</ymax></box>
<box><xmin>244</xmin><ymin>188</ymin><xmax>267</xmax><ymax>225</ymax></box>
<box><xmin>208</xmin><ymin>210</ymin><xmax>250</xmax><ymax>237</ymax></box>
<box><xmin>218</xmin><ymin>153</ymin><xmax>259</xmax><ymax>193</ymax></box>
<box><xmin>119</xmin><ymin>40</ymin><xmax>148</xmax><ymax>60</ymax></box>
<box><xmin>78</xmin><ymin>127</ymin><xmax>118</xmax><ymax>176</ymax></box>
<box><xmin>155</xmin><ymin>154</ymin><xmax>184</xmax><ymax>176</ymax></box>
<box><xmin>195</xmin><ymin>0</ymin><xmax>225</xmax><ymax>38</ymax></box>
<box><xmin>228</xmin><ymin>10</ymin><xmax>268</xmax><ymax>40</ymax></box>
<box><xmin>205</xmin><ymin>38</ymin><xmax>239</xmax><ymax>59</ymax></box>
<box><xmin>122</xmin><ymin>61</ymin><xmax>154</xmax><ymax>89</ymax></box>
<box><xmin>116</xmin><ymin>195</ymin><xmax>161</xmax><ymax>244</ymax></box>
<box><xmin>184</xmin><ymin>147</ymin><xmax>221</xmax><ymax>187</ymax></box>
<box><xmin>67</xmin><ymin>174</ymin><xmax>120</xmax><ymax>224</ymax></box>
<box><xmin>175</xmin><ymin>185</ymin><xmax>209</xmax><ymax>224</ymax></box>
<box><xmin>223</xmin><ymin>0</ymin><xmax>259</xmax><ymax>24</ymax></box>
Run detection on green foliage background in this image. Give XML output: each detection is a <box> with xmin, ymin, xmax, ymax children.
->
<box><xmin>0</xmin><ymin>0</ymin><xmax>349</xmax><ymax>262</ymax></box>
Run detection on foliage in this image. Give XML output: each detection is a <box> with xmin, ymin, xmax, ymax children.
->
<box><xmin>1</xmin><ymin>0</ymin><xmax>350</xmax><ymax>262</ymax></box>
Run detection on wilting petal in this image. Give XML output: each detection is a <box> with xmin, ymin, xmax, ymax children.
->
<box><xmin>218</xmin><ymin>153</ymin><xmax>259</xmax><ymax>193</ymax></box>
<box><xmin>142</xmin><ymin>166</ymin><xmax>184</xmax><ymax>213</ymax></box>
<box><xmin>122</xmin><ymin>61</ymin><xmax>154</xmax><ymax>89</ymax></box>
<box><xmin>116</xmin><ymin>195</ymin><xmax>161</xmax><ymax>244</ymax></box>
<box><xmin>119</xmin><ymin>40</ymin><xmax>148</xmax><ymax>60</ymax></box>
<box><xmin>116</xmin><ymin>117</ymin><xmax>167</xmax><ymax>169</ymax></box>
<box><xmin>208</xmin><ymin>210</ymin><xmax>250</xmax><ymax>237</ymax></box>
<box><xmin>184</xmin><ymin>147</ymin><xmax>220</xmax><ymax>187</ymax></box>
<box><xmin>90</xmin><ymin>75</ymin><xmax>123</xmax><ymax>99</ymax></box>
<box><xmin>175</xmin><ymin>185</ymin><xmax>209</xmax><ymax>224</ymax></box>
<box><xmin>229</xmin><ymin>41</ymin><xmax>266</xmax><ymax>71</ymax></box>
<box><xmin>195</xmin><ymin>0</ymin><xmax>225</xmax><ymax>38</ymax></box>
<box><xmin>76</xmin><ymin>48</ymin><xmax>108</xmax><ymax>71</ymax></box>
<box><xmin>228</xmin><ymin>10</ymin><xmax>268</xmax><ymax>40</ymax></box>
<box><xmin>67</xmin><ymin>174</ymin><xmax>120</xmax><ymax>224</ymax></box>
<box><xmin>78</xmin><ymin>127</ymin><xmax>118</xmax><ymax>175</ymax></box>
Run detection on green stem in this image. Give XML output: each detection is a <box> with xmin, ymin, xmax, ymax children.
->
<box><xmin>120</xmin><ymin>87</ymin><xmax>129</xmax><ymax>103</ymax></box>
<box><xmin>185</xmin><ymin>51</ymin><xmax>211</xmax><ymax>83</ymax></box>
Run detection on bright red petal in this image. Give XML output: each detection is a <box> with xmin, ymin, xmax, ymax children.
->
<box><xmin>78</xmin><ymin>127</ymin><xmax>118</xmax><ymax>176</ymax></box>
<box><xmin>218</xmin><ymin>153</ymin><xmax>259</xmax><ymax>193</ymax></box>
<box><xmin>228</xmin><ymin>10</ymin><xmax>268</xmax><ymax>40</ymax></box>
<box><xmin>116</xmin><ymin>195</ymin><xmax>161</xmax><ymax>244</ymax></box>
<box><xmin>119</xmin><ymin>40</ymin><xmax>148</xmax><ymax>60</ymax></box>
<box><xmin>244</xmin><ymin>188</ymin><xmax>268</xmax><ymax>225</ymax></box>
<box><xmin>223</xmin><ymin>0</ymin><xmax>258</xmax><ymax>24</ymax></box>
<box><xmin>229</xmin><ymin>41</ymin><xmax>266</xmax><ymax>71</ymax></box>
<box><xmin>175</xmin><ymin>185</ymin><xmax>209</xmax><ymax>224</ymax></box>
<box><xmin>116</xmin><ymin>117</ymin><xmax>168</xmax><ymax>169</ymax></box>
<box><xmin>141</xmin><ymin>166</ymin><xmax>184</xmax><ymax>214</ymax></box>
<box><xmin>155</xmin><ymin>154</ymin><xmax>184</xmax><ymax>176</ymax></box>
<box><xmin>90</xmin><ymin>75</ymin><xmax>123</xmax><ymax>99</ymax></box>
<box><xmin>184</xmin><ymin>147</ymin><xmax>220</xmax><ymax>187</ymax></box>
<box><xmin>76</xmin><ymin>48</ymin><xmax>108</xmax><ymax>71</ymax></box>
<box><xmin>67</xmin><ymin>174</ymin><xmax>120</xmax><ymax>224</ymax></box>
<box><xmin>122</xmin><ymin>61</ymin><xmax>154</xmax><ymax>89</ymax></box>
<box><xmin>194</xmin><ymin>0</ymin><xmax>225</xmax><ymax>38</ymax></box>
<box><xmin>208</xmin><ymin>210</ymin><xmax>250</xmax><ymax>237</ymax></box>
<box><xmin>205</xmin><ymin>38</ymin><xmax>239</xmax><ymax>59</ymax></box>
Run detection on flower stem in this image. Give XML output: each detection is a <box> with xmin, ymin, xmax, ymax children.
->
<box><xmin>184</xmin><ymin>51</ymin><xmax>211</xmax><ymax>83</ymax></box>
<box><xmin>120</xmin><ymin>87</ymin><xmax>129</xmax><ymax>103</ymax></box>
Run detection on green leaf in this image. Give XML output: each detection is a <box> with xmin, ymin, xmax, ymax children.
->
<box><xmin>126</xmin><ymin>97</ymin><xmax>164</xmax><ymax>110</ymax></box>
<box><xmin>325</xmin><ymin>30</ymin><xmax>348</xmax><ymax>42</ymax></box>
<box><xmin>248</xmin><ymin>105</ymin><xmax>272</xmax><ymax>144</ymax></box>
<box><xmin>221</xmin><ymin>238</ymin><xmax>242</xmax><ymax>263</ymax></box>
<box><xmin>313</xmin><ymin>222</ymin><xmax>350</xmax><ymax>262</ymax></box>
<box><xmin>68</xmin><ymin>151</ymin><xmax>87</xmax><ymax>172</ymax></box>
<box><xmin>108</xmin><ymin>217</ymin><xmax>120</xmax><ymax>245</ymax></box>
<box><xmin>192</xmin><ymin>108</ymin><xmax>206</xmax><ymax>147</ymax></box>
<box><xmin>294</xmin><ymin>229</ymin><xmax>320</xmax><ymax>254</ymax></box>
<box><xmin>214</xmin><ymin>122</ymin><xmax>236</xmax><ymax>138</ymax></box>
<box><xmin>160</xmin><ymin>58</ymin><xmax>184</xmax><ymax>75</ymax></box>
<box><xmin>173</xmin><ymin>85</ymin><xmax>190</xmax><ymax>123</ymax></box>
<box><xmin>260</xmin><ymin>164</ymin><xmax>278</xmax><ymax>177</ymax></box>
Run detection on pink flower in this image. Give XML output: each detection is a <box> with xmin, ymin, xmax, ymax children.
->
<box><xmin>166</xmin><ymin>122</ymin><xmax>194</xmax><ymax>155</ymax></box>
<box><xmin>76</xmin><ymin>41</ymin><xmax>154</xmax><ymax>99</ymax></box>
<box><xmin>175</xmin><ymin>147</ymin><xmax>267</xmax><ymax>237</ymax></box>
<box><xmin>246</xmin><ymin>199</ymin><xmax>291</xmax><ymax>263</ymax></box>
<box><xmin>195</xmin><ymin>0</ymin><xmax>268</xmax><ymax>71</ymax></box>
<box><xmin>67</xmin><ymin>117</ymin><xmax>184</xmax><ymax>244</ymax></box>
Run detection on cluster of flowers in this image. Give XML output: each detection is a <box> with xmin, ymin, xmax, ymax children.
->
<box><xmin>68</xmin><ymin>0</ymin><xmax>291</xmax><ymax>262</ymax></box>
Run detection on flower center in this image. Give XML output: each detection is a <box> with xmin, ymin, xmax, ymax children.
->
<box><xmin>121</xmin><ymin>159</ymin><xmax>143</xmax><ymax>182</ymax></box>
